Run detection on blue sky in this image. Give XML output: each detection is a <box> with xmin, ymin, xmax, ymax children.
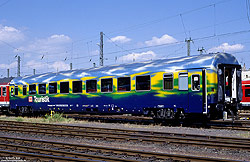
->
<box><xmin>0</xmin><ymin>0</ymin><xmax>250</xmax><ymax>77</ymax></box>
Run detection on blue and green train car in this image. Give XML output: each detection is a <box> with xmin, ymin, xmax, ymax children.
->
<box><xmin>9</xmin><ymin>53</ymin><xmax>242</xmax><ymax>119</ymax></box>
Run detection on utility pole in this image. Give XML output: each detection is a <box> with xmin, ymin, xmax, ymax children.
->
<box><xmin>71</xmin><ymin>42</ymin><xmax>73</xmax><ymax>72</ymax></box>
<box><xmin>100</xmin><ymin>32</ymin><xmax>104</xmax><ymax>66</ymax></box>
<box><xmin>7</xmin><ymin>69</ymin><xmax>9</xmax><ymax>78</ymax></box>
<box><xmin>70</xmin><ymin>63</ymin><xmax>72</xmax><ymax>70</ymax></box>
<box><xmin>17</xmin><ymin>56</ymin><xmax>20</xmax><ymax>77</ymax></box>
<box><xmin>198</xmin><ymin>47</ymin><xmax>205</xmax><ymax>55</ymax></box>
<box><xmin>185</xmin><ymin>38</ymin><xmax>192</xmax><ymax>56</ymax></box>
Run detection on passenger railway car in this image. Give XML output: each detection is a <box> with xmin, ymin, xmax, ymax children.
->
<box><xmin>9</xmin><ymin>53</ymin><xmax>242</xmax><ymax>119</ymax></box>
<box><xmin>241</xmin><ymin>80</ymin><xmax>250</xmax><ymax>109</ymax></box>
<box><xmin>0</xmin><ymin>77</ymin><xmax>14</xmax><ymax>113</ymax></box>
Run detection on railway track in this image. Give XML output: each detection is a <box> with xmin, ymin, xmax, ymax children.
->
<box><xmin>209</xmin><ymin>119</ymin><xmax>250</xmax><ymax>131</ymax></box>
<box><xmin>64</xmin><ymin>114</ymin><xmax>156</xmax><ymax>124</ymax></box>
<box><xmin>238</xmin><ymin>110</ymin><xmax>250</xmax><ymax>120</ymax></box>
<box><xmin>64</xmin><ymin>114</ymin><xmax>250</xmax><ymax>129</ymax></box>
<box><xmin>0</xmin><ymin>120</ymin><xmax>249</xmax><ymax>151</ymax></box>
<box><xmin>3</xmin><ymin>112</ymin><xmax>250</xmax><ymax>130</ymax></box>
<box><xmin>0</xmin><ymin>136</ymin><xmax>243</xmax><ymax>162</ymax></box>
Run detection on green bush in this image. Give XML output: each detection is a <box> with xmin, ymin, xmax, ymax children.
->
<box><xmin>44</xmin><ymin>112</ymin><xmax>73</xmax><ymax>123</ymax></box>
<box><xmin>16</xmin><ymin>117</ymin><xmax>24</xmax><ymax>122</ymax></box>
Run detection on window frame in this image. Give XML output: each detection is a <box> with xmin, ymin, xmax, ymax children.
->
<box><xmin>29</xmin><ymin>84</ymin><xmax>36</xmax><ymax>95</ymax></box>
<box><xmin>86</xmin><ymin>80</ymin><xmax>97</xmax><ymax>93</ymax></box>
<box><xmin>135</xmin><ymin>75</ymin><xmax>151</xmax><ymax>91</ymax></box>
<box><xmin>38</xmin><ymin>83</ymin><xmax>47</xmax><ymax>95</ymax></box>
<box><xmin>245</xmin><ymin>89</ymin><xmax>250</xmax><ymax>97</ymax></box>
<box><xmin>60</xmin><ymin>81</ymin><xmax>69</xmax><ymax>94</ymax></box>
<box><xmin>23</xmin><ymin>85</ymin><xmax>27</xmax><ymax>96</ymax></box>
<box><xmin>2</xmin><ymin>87</ymin><xmax>6</xmax><ymax>96</ymax></box>
<box><xmin>11</xmin><ymin>87</ymin><xmax>14</xmax><ymax>96</ymax></box>
<box><xmin>14</xmin><ymin>86</ymin><xmax>18</xmax><ymax>96</ymax></box>
<box><xmin>191</xmin><ymin>74</ymin><xmax>201</xmax><ymax>91</ymax></box>
<box><xmin>49</xmin><ymin>82</ymin><xmax>57</xmax><ymax>94</ymax></box>
<box><xmin>178</xmin><ymin>72</ymin><xmax>188</xmax><ymax>91</ymax></box>
<box><xmin>101</xmin><ymin>78</ymin><xmax>113</xmax><ymax>93</ymax></box>
<box><xmin>163</xmin><ymin>73</ymin><xmax>174</xmax><ymax>90</ymax></box>
<box><xmin>72</xmin><ymin>80</ymin><xmax>83</xmax><ymax>94</ymax></box>
<box><xmin>117</xmin><ymin>77</ymin><xmax>131</xmax><ymax>92</ymax></box>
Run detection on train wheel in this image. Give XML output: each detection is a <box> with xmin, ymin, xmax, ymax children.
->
<box><xmin>4</xmin><ymin>108</ymin><xmax>11</xmax><ymax>116</ymax></box>
<box><xmin>15</xmin><ymin>107</ymin><xmax>26</xmax><ymax>117</ymax></box>
<box><xmin>15</xmin><ymin>108</ymin><xmax>20</xmax><ymax>117</ymax></box>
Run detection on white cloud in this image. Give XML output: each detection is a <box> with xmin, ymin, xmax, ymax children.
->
<box><xmin>25</xmin><ymin>60</ymin><xmax>69</xmax><ymax>72</ymax></box>
<box><xmin>0</xmin><ymin>62</ymin><xmax>17</xmax><ymax>69</ymax></box>
<box><xmin>119</xmin><ymin>51</ymin><xmax>156</xmax><ymax>62</ymax></box>
<box><xmin>145</xmin><ymin>34</ymin><xmax>177</xmax><ymax>46</ymax></box>
<box><xmin>109</xmin><ymin>36</ymin><xmax>131</xmax><ymax>43</ymax></box>
<box><xmin>208</xmin><ymin>43</ymin><xmax>244</xmax><ymax>53</ymax></box>
<box><xmin>91</xmin><ymin>50</ymin><xmax>99</xmax><ymax>55</ymax></box>
<box><xmin>15</xmin><ymin>34</ymin><xmax>72</xmax><ymax>56</ymax></box>
<box><xmin>26</xmin><ymin>60</ymin><xmax>46</xmax><ymax>70</ymax></box>
<box><xmin>0</xmin><ymin>25</ymin><xmax>24</xmax><ymax>43</ymax></box>
<box><xmin>49</xmin><ymin>61</ymin><xmax>69</xmax><ymax>71</ymax></box>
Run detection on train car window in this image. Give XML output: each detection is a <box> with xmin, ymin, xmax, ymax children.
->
<box><xmin>14</xmin><ymin>86</ymin><xmax>18</xmax><ymax>96</ymax></box>
<box><xmin>29</xmin><ymin>84</ymin><xmax>36</xmax><ymax>95</ymax></box>
<box><xmin>179</xmin><ymin>73</ymin><xmax>188</xmax><ymax>91</ymax></box>
<box><xmin>191</xmin><ymin>74</ymin><xmax>200</xmax><ymax>91</ymax></box>
<box><xmin>60</xmin><ymin>82</ymin><xmax>69</xmax><ymax>94</ymax></box>
<box><xmin>49</xmin><ymin>83</ymin><xmax>57</xmax><ymax>94</ymax></box>
<box><xmin>23</xmin><ymin>85</ymin><xmax>27</xmax><ymax>95</ymax></box>
<box><xmin>245</xmin><ymin>89</ymin><xmax>250</xmax><ymax>97</ymax></box>
<box><xmin>118</xmin><ymin>77</ymin><xmax>130</xmax><ymax>92</ymax></box>
<box><xmin>163</xmin><ymin>73</ymin><xmax>173</xmax><ymax>90</ymax></box>
<box><xmin>136</xmin><ymin>75</ymin><xmax>150</xmax><ymax>91</ymax></box>
<box><xmin>101</xmin><ymin>78</ymin><xmax>113</xmax><ymax>92</ymax></box>
<box><xmin>2</xmin><ymin>87</ymin><xmax>6</xmax><ymax>96</ymax></box>
<box><xmin>11</xmin><ymin>87</ymin><xmax>14</xmax><ymax>96</ymax></box>
<box><xmin>86</xmin><ymin>80</ymin><xmax>97</xmax><ymax>93</ymax></box>
<box><xmin>0</xmin><ymin>87</ymin><xmax>1</xmax><ymax>96</ymax></box>
<box><xmin>73</xmin><ymin>81</ymin><xmax>82</xmax><ymax>93</ymax></box>
<box><xmin>38</xmin><ymin>84</ymin><xmax>46</xmax><ymax>95</ymax></box>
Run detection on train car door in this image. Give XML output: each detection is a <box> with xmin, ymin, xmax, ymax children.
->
<box><xmin>188</xmin><ymin>69</ymin><xmax>207</xmax><ymax>114</ymax></box>
<box><xmin>177</xmin><ymin>71</ymin><xmax>189</xmax><ymax>112</ymax></box>
<box><xmin>0</xmin><ymin>86</ymin><xmax>8</xmax><ymax>103</ymax></box>
<box><xmin>217</xmin><ymin>64</ymin><xmax>241</xmax><ymax>114</ymax></box>
<box><xmin>2</xmin><ymin>86</ymin><xmax>8</xmax><ymax>103</ymax></box>
<box><xmin>0</xmin><ymin>86</ymin><xmax>2</xmax><ymax>103</ymax></box>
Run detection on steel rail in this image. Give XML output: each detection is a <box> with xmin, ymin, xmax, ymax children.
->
<box><xmin>1</xmin><ymin>119</ymin><xmax>249</xmax><ymax>141</ymax></box>
<box><xmin>0</xmin><ymin>149</ymin><xmax>104</xmax><ymax>162</ymax></box>
<box><xmin>0</xmin><ymin>136</ymin><xmax>243</xmax><ymax>162</ymax></box>
<box><xmin>2</xmin><ymin>119</ymin><xmax>250</xmax><ymax>132</ymax></box>
<box><xmin>210</xmin><ymin>126</ymin><xmax>250</xmax><ymax>131</ymax></box>
<box><xmin>1</xmin><ymin>124</ymin><xmax>250</xmax><ymax>150</ymax></box>
<box><xmin>0</xmin><ymin>120</ymin><xmax>249</xmax><ymax>150</ymax></box>
<box><xmin>0</xmin><ymin>143</ymin><xmax>141</xmax><ymax>162</ymax></box>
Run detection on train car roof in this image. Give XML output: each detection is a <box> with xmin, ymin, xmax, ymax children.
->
<box><xmin>0</xmin><ymin>77</ymin><xmax>15</xmax><ymax>85</ymax></box>
<box><xmin>11</xmin><ymin>52</ymin><xmax>239</xmax><ymax>85</ymax></box>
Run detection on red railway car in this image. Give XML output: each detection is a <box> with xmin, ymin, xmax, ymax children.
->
<box><xmin>0</xmin><ymin>77</ymin><xmax>14</xmax><ymax>113</ymax></box>
<box><xmin>241</xmin><ymin>79</ymin><xmax>250</xmax><ymax>109</ymax></box>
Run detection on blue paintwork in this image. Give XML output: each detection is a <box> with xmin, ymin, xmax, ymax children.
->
<box><xmin>9</xmin><ymin>53</ymin><xmax>240</xmax><ymax>115</ymax></box>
